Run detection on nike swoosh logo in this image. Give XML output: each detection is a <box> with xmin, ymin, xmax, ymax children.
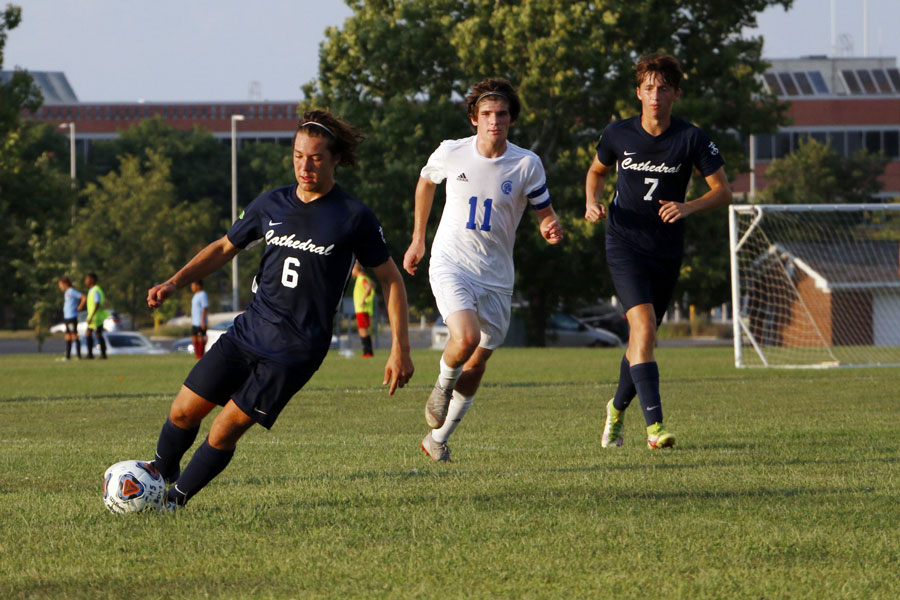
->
<box><xmin>623</xmin><ymin>151</ymin><xmax>636</xmax><ymax>156</ymax></box>
<box><xmin>646</xmin><ymin>405</ymin><xmax>659</xmax><ymax>411</ymax></box>
<box><xmin>268</xmin><ymin>220</ymin><xmax>282</xmax><ymax>226</ymax></box>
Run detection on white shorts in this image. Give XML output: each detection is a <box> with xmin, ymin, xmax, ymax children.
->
<box><xmin>429</xmin><ymin>271</ymin><xmax>511</xmax><ymax>350</ymax></box>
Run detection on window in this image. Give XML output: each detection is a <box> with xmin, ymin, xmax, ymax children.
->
<box><xmin>754</xmin><ymin>133</ymin><xmax>773</xmax><ymax>160</ymax></box>
<box><xmin>842</xmin><ymin>70</ymin><xmax>863</xmax><ymax>94</ymax></box>
<box><xmin>865</xmin><ymin>131</ymin><xmax>881</xmax><ymax>153</ymax></box>
<box><xmin>847</xmin><ymin>131</ymin><xmax>863</xmax><ymax>154</ymax></box>
<box><xmin>777</xmin><ymin>72</ymin><xmax>799</xmax><ymax>96</ymax></box>
<box><xmin>888</xmin><ymin>68</ymin><xmax>900</xmax><ymax>92</ymax></box>
<box><xmin>810</xmin><ymin>131</ymin><xmax>827</xmax><ymax>145</ymax></box>
<box><xmin>775</xmin><ymin>132</ymin><xmax>791</xmax><ymax>158</ymax></box>
<box><xmin>856</xmin><ymin>70</ymin><xmax>878</xmax><ymax>94</ymax></box>
<box><xmin>872</xmin><ymin>68</ymin><xmax>893</xmax><ymax>93</ymax></box>
<box><xmin>884</xmin><ymin>131</ymin><xmax>899</xmax><ymax>158</ymax></box>
<box><xmin>808</xmin><ymin>71</ymin><xmax>829</xmax><ymax>94</ymax></box>
<box><xmin>793</xmin><ymin>72</ymin><xmax>814</xmax><ymax>95</ymax></box>
<box><xmin>828</xmin><ymin>131</ymin><xmax>845</xmax><ymax>156</ymax></box>
<box><xmin>763</xmin><ymin>72</ymin><xmax>784</xmax><ymax>95</ymax></box>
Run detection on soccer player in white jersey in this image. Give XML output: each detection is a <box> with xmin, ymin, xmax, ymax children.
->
<box><xmin>403</xmin><ymin>78</ymin><xmax>563</xmax><ymax>462</ymax></box>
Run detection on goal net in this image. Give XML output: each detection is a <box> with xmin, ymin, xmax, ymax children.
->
<box><xmin>729</xmin><ymin>204</ymin><xmax>900</xmax><ymax>368</ymax></box>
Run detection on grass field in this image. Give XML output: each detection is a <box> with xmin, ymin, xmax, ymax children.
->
<box><xmin>1</xmin><ymin>347</ymin><xmax>898</xmax><ymax>599</ymax></box>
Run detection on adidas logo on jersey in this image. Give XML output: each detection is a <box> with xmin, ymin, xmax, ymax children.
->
<box><xmin>456</xmin><ymin>172</ymin><xmax>469</xmax><ymax>182</ymax></box>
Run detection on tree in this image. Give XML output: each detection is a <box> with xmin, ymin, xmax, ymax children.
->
<box><xmin>303</xmin><ymin>0</ymin><xmax>791</xmax><ymax>342</ymax></box>
<box><xmin>72</xmin><ymin>150</ymin><xmax>215</xmax><ymax>327</ymax></box>
<box><xmin>0</xmin><ymin>5</ymin><xmax>78</xmax><ymax>329</ymax></box>
<box><xmin>758</xmin><ymin>137</ymin><xmax>888</xmax><ymax>205</ymax></box>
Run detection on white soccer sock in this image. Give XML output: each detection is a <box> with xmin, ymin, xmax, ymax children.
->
<box><xmin>437</xmin><ymin>356</ymin><xmax>463</xmax><ymax>391</ymax></box>
<box><xmin>431</xmin><ymin>390</ymin><xmax>474</xmax><ymax>443</ymax></box>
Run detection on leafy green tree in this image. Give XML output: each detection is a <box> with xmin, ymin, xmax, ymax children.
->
<box><xmin>303</xmin><ymin>0</ymin><xmax>791</xmax><ymax>341</ymax></box>
<box><xmin>0</xmin><ymin>5</ymin><xmax>77</xmax><ymax>329</ymax></box>
<box><xmin>72</xmin><ymin>150</ymin><xmax>215</xmax><ymax>327</ymax></box>
<box><xmin>758</xmin><ymin>138</ymin><xmax>887</xmax><ymax>204</ymax></box>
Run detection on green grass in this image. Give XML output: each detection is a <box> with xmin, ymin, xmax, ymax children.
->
<box><xmin>1</xmin><ymin>347</ymin><xmax>898</xmax><ymax>599</ymax></box>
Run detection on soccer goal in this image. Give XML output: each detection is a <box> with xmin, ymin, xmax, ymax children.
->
<box><xmin>729</xmin><ymin>203</ymin><xmax>900</xmax><ymax>368</ymax></box>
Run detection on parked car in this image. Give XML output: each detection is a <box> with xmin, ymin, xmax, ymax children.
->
<box><xmin>545</xmin><ymin>312</ymin><xmax>622</xmax><ymax>347</ymax></box>
<box><xmin>172</xmin><ymin>320</ymin><xmax>233</xmax><ymax>354</ymax></box>
<box><xmin>78</xmin><ymin>331</ymin><xmax>170</xmax><ymax>355</ymax></box>
<box><xmin>50</xmin><ymin>310</ymin><xmax>122</xmax><ymax>336</ymax></box>
<box><xmin>430</xmin><ymin>312</ymin><xmax>622</xmax><ymax>349</ymax></box>
<box><xmin>575</xmin><ymin>302</ymin><xmax>629</xmax><ymax>343</ymax></box>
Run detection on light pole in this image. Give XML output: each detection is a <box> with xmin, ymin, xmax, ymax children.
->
<box><xmin>230</xmin><ymin>114</ymin><xmax>245</xmax><ymax>312</ymax></box>
<box><xmin>59</xmin><ymin>122</ymin><xmax>76</xmax><ymax>223</ymax></box>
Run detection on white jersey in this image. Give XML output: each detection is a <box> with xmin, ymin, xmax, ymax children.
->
<box><xmin>421</xmin><ymin>136</ymin><xmax>551</xmax><ymax>293</ymax></box>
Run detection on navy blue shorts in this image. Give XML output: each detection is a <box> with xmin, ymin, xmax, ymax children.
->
<box><xmin>606</xmin><ymin>239</ymin><xmax>681</xmax><ymax>325</ymax></box>
<box><xmin>183</xmin><ymin>334</ymin><xmax>324</xmax><ymax>429</ymax></box>
<box><xmin>64</xmin><ymin>318</ymin><xmax>78</xmax><ymax>334</ymax></box>
<box><xmin>191</xmin><ymin>325</ymin><xmax>206</xmax><ymax>336</ymax></box>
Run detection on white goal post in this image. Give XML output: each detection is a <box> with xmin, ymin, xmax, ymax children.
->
<box><xmin>729</xmin><ymin>204</ymin><xmax>900</xmax><ymax>368</ymax></box>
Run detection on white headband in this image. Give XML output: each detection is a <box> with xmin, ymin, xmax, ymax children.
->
<box><xmin>299</xmin><ymin>121</ymin><xmax>336</xmax><ymax>137</ymax></box>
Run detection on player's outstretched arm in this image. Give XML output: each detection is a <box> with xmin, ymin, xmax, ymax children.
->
<box><xmin>147</xmin><ymin>235</ymin><xmax>241</xmax><ymax>309</ymax></box>
<box><xmin>584</xmin><ymin>156</ymin><xmax>611</xmax><ymax>223</ymax></box>
<box><xmin>371</xmin><ymin>258</ymin><xmax>414</xmax><ymax>395</ymax></box>
<box><xmin>658</xmin><ymin>167</ymin><xmax>732</xmax><ymax>224</ymax></box>
<box><xmin>402</xmin><ymin>177</ymin><xmax>437</xmax><ymax>276</ymax></box>
<box><xmin>535</xmin><ymin>205</ymin><xmax>564</xmax><ymax>245</ymax></box>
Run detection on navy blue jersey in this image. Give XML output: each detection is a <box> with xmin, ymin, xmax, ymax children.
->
<box><xmin>596</xmin><ymin>116</ymin><xmax>724</xmax><ymax>257</ymax></box>
<box><xmin>226</xmin><ymin>183</ymin><xmax>390</xmax><ymax>363</ymax></box>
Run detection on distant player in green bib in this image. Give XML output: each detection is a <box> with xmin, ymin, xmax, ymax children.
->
<box><xmin>83</xmin><ymin>272</ymin><xmax>109</xmax><ymax>359</ymax></box>
<box><xmin>352</xmin><ymin>261</ymin><xmax>375</xmax><ymax>357</ymax></box>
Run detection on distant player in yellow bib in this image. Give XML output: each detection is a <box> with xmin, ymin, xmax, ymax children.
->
<box><xmin>83</xmin><ymin>272</ymin><xmax>109</xmax><ymax>359</ymax></box>
<box><xmin>352</xmin><ymin>261</ymin><xmax>375</xmax><ymax>357</ymax></box>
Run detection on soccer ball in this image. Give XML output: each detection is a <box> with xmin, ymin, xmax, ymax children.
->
<box><xmin>102</xmin><ymin>460</ymin><xmax>166</xmax><ymax>514</ymax></box>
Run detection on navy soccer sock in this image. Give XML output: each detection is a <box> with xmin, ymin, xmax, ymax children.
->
<box><xmin>65</xmin><ymin>340</ymin><xmax>72</xmax><ymax>359</ymax></box>
<box><xmin>85</xmin><ymin>334</ymin><xmax>93</xmax><ymax>357</ymax></box>
<box><xmin>154</xmin><ymin>418</ymin><xmax>199</xmax><ymax>483</ymax></box>
<box><xmin>74</xmin><ymin>337</ymin><xmax>81</xmax><ymax>358</ymax></box>
<box><xmin>612</xmin><ymin>354</ymin><xmax>636</xmax><ymax>411</ymax></box>
<box><xmin>630</xmin><ymin>361</ymin><xmax>663</xmax><ymax>426</ymax></box>
<box><xmin>168</xmin><ymin>439</ymin><xmax>234</xmax><ymax>506</ymax></box>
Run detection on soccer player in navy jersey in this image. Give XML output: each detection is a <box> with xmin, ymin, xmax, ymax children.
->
<box><xmin>145</xmin><ymin>110</ymin><xmax>414</xmax><ymax>509</ymax></box>
<box><xmin>584</xmin><ymin>53</ymin><xmax>732</xmax><ymax>449</ymax></box>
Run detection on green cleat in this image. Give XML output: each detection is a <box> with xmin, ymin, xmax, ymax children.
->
<box><xmin>646</xmin><ymin>422</ymin><xmax>675</xmax><ymax>449</ymax></box>
<box><xmin>601</xmin><ymin>399</ymin><xmax>624</xmax><ymax>448</ymax></box>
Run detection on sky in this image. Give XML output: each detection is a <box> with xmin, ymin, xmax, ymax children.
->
<box><xmin>4</xmin><ymin>0</ymin><xmax>900</xmax><ymax>103</ymax></box>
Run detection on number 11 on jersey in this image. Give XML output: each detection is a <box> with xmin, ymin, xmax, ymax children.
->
<box><xmin>466</xmin><ymin>196</ymin><xmax>493</xmax><ymax>232</ymax></box>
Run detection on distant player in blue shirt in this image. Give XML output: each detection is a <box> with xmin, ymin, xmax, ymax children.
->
<box><xmin>584</xmin><ymin>53</ymin><xmax>732</xmax><ymax>450</ymax></box>
<box><xmin>57</xmin><ymin>276</ymin><xmax>82</xmax><ymax>360</ymax></box>
<box><xmin>189</xmin><ymin>280</ymin><xmax>208</xmax><ymax>359</ymax></box>
<box><xmin>145</xmin><ymin>110</ymin><xmax>415</xmax><ymax>510</ymax></box>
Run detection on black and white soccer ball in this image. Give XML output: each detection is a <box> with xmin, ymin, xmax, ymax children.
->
<box><xmin>102</xmin><ymin>460</ymin><xmax>166</xmax><ymax>514</ymax></box>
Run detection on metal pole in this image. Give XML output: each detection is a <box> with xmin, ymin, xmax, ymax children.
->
<box><xmin>748</xmin><ymin>134</ymin><xmax>756</xmax><ymax>202</ymax></box>
<box><xmin>59</xmin><ymin>122</ymin><xmax>76</xmax><ymax>223</ymax></box>
<box><xmin>230</xmin><ymin>114</ymin><xmax>245</xmax><ymax>312</ymax></box>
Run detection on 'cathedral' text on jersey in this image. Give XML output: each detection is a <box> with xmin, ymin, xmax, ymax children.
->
<box><xmin>226</xmin><ymin>183</ymin><xmax>389</xmax><ymax>363</ymax></box>
<box><xmin>596</xmin><ymin>116</ymin><xmax>724</xmax><ymax>257</ymax></box>
<box><xmin>421</xmin><ymin>136</ymin><xmax>551</xmax><ymax>293</ymax></box>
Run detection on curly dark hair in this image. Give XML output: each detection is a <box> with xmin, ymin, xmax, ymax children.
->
<box><xmin>465</xmin><ymin>78</ymin><xmax>521</xmax><ymax>123</ymax></box>
<box><xmin>294</xmin><ymin>110</ymin><xmax>365</xmax><ymax>167</ymax></box>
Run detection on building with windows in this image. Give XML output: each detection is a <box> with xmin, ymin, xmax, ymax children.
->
<box><xmin>734</xmin><ymin>56</ymin><xmax>900</xmax><ymax>199</ymax></box>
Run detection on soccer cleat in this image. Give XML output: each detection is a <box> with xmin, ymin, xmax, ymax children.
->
<box><xmin>162</xmin><ymin>500</ymin><xmax>180</xmax><ymax>513</ymax></box>
<box><xmin>425</xmin><ymin>383</ymin><xmax>453</xmax><ymax>429</ymax></box>
<box><xmin>646</xmin><ymin>423</ymin><xmax>676</xmax><ymax>449</ymax></box>
<box><xmin>421</xmin><ymin>431</ymin><xmax>451</xmax><ymax>462</ymax></box>
<box><xmin>601</xmin><ymin>399</ymin><xmax>624</xmax><ymax>448</ymax></box>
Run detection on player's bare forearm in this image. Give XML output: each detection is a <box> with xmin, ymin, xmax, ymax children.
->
<box><xmin>535</xmin><ymin>205</ymin><xmax>564</xmax><ymax>245</ymax></box>
<box><xmin>585</xmin><ymin>156</ymin><xmax>611</xmax><ymax>222</ymax></box>
<box><xmin>372</xmin><ymin>258</ymin><xmax>414</xmax><ymax>393</ymax></box>
<box><xmin>403</xmin><ymin>178</ymin><xmax>437</xmax><ymax>275</ymax></box>
<box><xmin>658</xmin><ymin>168</ymin><xmax>732</xmax><ymax>223</ymax></box>
<box><xmin>147</xmin><ymin>236</ymin><xmax>240</xmax><ymax>308</ymax></box>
